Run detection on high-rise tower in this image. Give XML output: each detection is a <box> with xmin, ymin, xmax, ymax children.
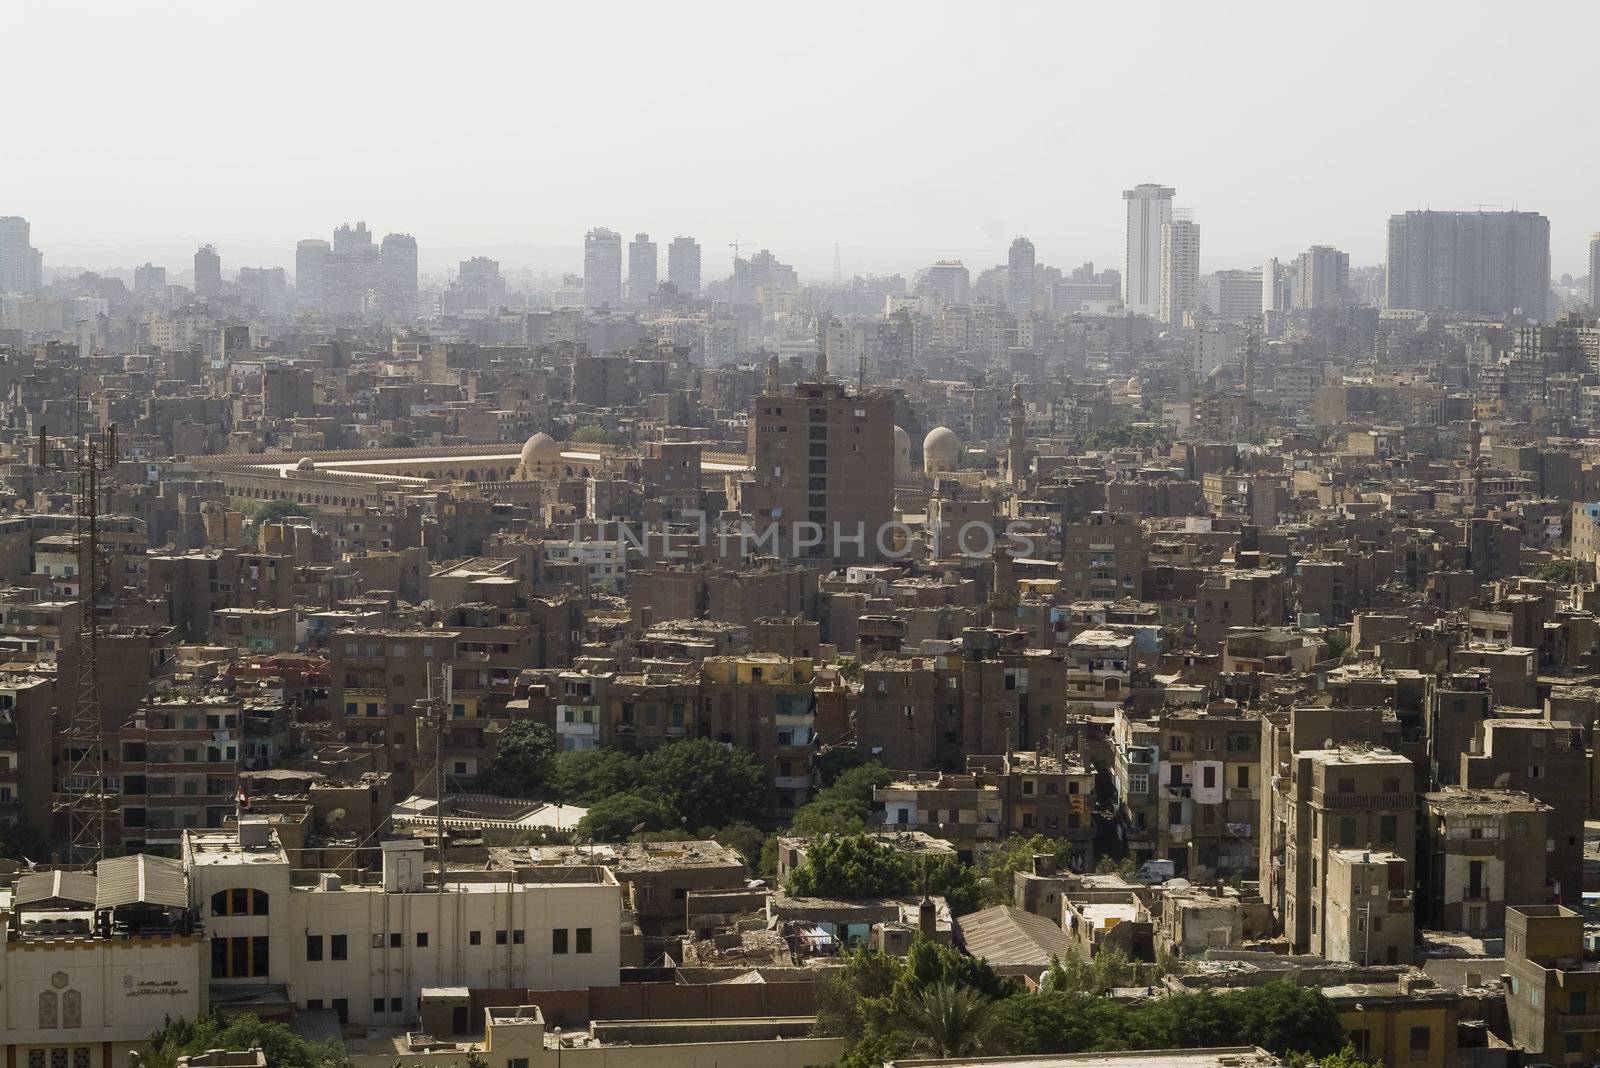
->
<box><xmin>1005</xmin><ymin>236</ymin><xmax>1036</xmax><ymax>312</ymax></box>
<box><xmin>667</xmin><ymin>236</ymin><xmax>701</xmax><ymax>296</ymax></box>
<box><xmin>583</xmin><ymin>227</ymin><xmax>623</xmax><ymax>308</ymax></box>
<box><xmin>194</xmin><ymin>244</ymin><xmax>222</xmax><ymax>300</ymax></box>
<box><xmin>0</xmin><ymin>216</ymin><xmax>38</xmax><ymax>294</ymax></box>
<box><xmin>379</xmin><ymin>233</ymin><xmax>419</xmax><ymax>322</ymax></box>
<box><xmin>1123</xmin><ymin>184</ymin><xmax>1175</xmax><ymax>315</ymax></box>
<box><xmin>1157</xmin><ymin>218</ymin><xmax>1200</xmax><ymax>325</ymax></box>
<box><xmin>627</xmin><ymin>232</ymin><xmax>657</xmax><ymax>305</ymax></box>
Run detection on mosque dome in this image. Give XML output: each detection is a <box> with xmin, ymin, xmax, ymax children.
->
<box><xmin>521</xmin><ymin>432</ymin><xmax>560</xmax><ymax>468</ymax></box>
<box><xmin>893</xmin><ymin>426</ymin><xmax>912</xmax><ymax>478</ymax></box>
<box><xmin>295</xmin><ymin>457</ymin><xmax>316</xmax><ymax>472</ymax></box>
<box><xmin>923</xmin><ymin>426</ymin><xmax>960</xmax><ymax>475</ymax></box>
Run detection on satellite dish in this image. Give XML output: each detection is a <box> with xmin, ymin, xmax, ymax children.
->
<box><xmin>1324</xmin><ymin>738</ymin><xmax>1335</xmax><ymax>749</ymax></box>
<box><xmin>1166</xmin><ymin>878</ymin><xmax>1192</xmax><ymax>890</ymax></box>
<box><xmin>1493</xmin><ymin>772</ymin><xmax>1511</xmax><ymax>789</ymax></box>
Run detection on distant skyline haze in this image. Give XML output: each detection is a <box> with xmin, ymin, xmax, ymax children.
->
<box><xmin>6</xmin><ymin>0</ymin><xmax>1598</xmax><ymax>279</ymax></box>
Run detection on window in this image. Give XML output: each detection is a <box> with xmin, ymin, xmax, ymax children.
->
<box><xmin>373</xmin><ymin>998</ymin><xmax>386</xmax><ymax>1014</ymax></box>
<box><xmin>212</xmin><ymin>934</ymin><xmax>269</xmax><ymax>978</ymax></box>
<box><xmin>577</xmin><ymin>927</ymin><xmax>593</xmax><ymax>954</ymax></box>
<box><xmin>389</xmin><ymin>932</ymin><xmax>402</xmax><ymax>948</ymax></box>
<box><xmin>496</xmin><ymin>930</ymin><xmax>508</xmax><ymax>945</ymax></box>
<box><xmin>417</xmin><ymin>932</ymin><xmax>429</xmax><ymax>947</ymax></box>
<box><xmin>308</xmin><ymin>999</ymin><xmax>323</xmax><ymax>1010</ymax></box>
<box><xmin>1337</xmin><ymin>776</ymin><xmax>1355</xmax><ymax>794</ymax></box>
<box><xmin>513</xmin><ymin>929</ymin><xmax>525</xmax><ymax>944</ymax></box>
<box><xmin>553</xmin><ymin>928</ymin><xmax>569</xmax><ymax>954</ymax></box>
<box><xmin>1202</xmin><ymin>766</ymin><xmax>1216</xmax><ymax>789</ymax></box>
<box><xmin>1409</xmin><ymin>1026</ymin><xmax>1430</xmax><ymax>1053</ymax></box>
<box><xmin>391</xmin><ymin>997</ymin><xmax>403</xmax><ymax>1013</ymax></box>
<box><xmin>1236</xmin><ymin>766</ymin><xmax>1249</xmax><ymax>788</ymax></box>
<box><xmin>509</xmin><ymin>1059</ymin><xmax>531</xmax><ymax>1068</ymax></box>
<box><xmin>332</xmin><ymin>999</ymin><xmax>348</xmax><ymax>1024</ymax></box>
<box><xmin>331</xmin><ymin>934</ymin><xmax>347</xmax><ymax>961</ymax></box>
<box><xmin>210</xmin><ymin>888</ymin><xmax>270</xmax><ymax>916</ymax></box>
<box><xmin>469</xmin><ymin>930</ymin><xmax>482</xmax><ymax>946</ymax></box>
<box><xmin>1380</xmin><ymin>815</ymin><xmax>1398</xmax><ymax>844</ymax></box>
<box><xmin>306</xmin><ymin>935</ymin><xmax>323</xmax><ymax>961</ymax></box>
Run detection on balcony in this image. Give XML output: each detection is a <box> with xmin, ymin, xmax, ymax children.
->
<box><xmin>1559</xmin><ymin>1012</ymin><xmax>1600</xmax><ymax>1032</ymax></box>
<box><xmin>1318</xmin><ymin>791</ymin><xmax>1414</xmax><ymax>810</ymax></box>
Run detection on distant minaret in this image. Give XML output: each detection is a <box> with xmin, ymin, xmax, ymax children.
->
<box><xmin>990</xmin><ymin>539</ymin><xmax>1018</xmax><ymax>618</ymax></box>
<box><xmin>1243</xmin><ymin>318</ymin><xmax>1259</xmax><ymax>394</ymax></box>
<box><xmin>1468</xmin><ymin>418</ymin><xmax>1482</xmax><ymax>511</ymax></box>
<box><xmin>766</xmin><ymin>352</ymin><xmax>781</xmax><ymax>395</ymax></box>
<box><xmin>1005</xmin><ymin>383</ymin><xmax>1027</xmax><ymax>487</ymax></box>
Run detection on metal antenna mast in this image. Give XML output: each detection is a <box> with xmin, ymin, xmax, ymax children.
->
<box><xmin>46</xmin><ymin>419</ymin><xmax>119</xmax><ymax>863</ymax></box>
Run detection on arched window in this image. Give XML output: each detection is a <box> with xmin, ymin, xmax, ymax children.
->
<box><xmin>62</xmin><ymin>989</ymin><xmax>81</xmax><ymax>1028</ymax></box>
<box><xmin>211</xmin><ymin>887</ymin><xmax>270</xmax><ymax>915</ymax></box>
<box><xmin>38</xmin><ymin>989</ymin><xmax>57</xmax><ymax>1028</ymax></box>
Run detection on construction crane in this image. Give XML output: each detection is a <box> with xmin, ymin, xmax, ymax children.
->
<box><xmin>41</xmin><ymin>420</ymin><xmax>119</xmax><ymax>864</ymax></box>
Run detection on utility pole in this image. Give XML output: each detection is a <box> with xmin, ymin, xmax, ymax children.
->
<box><xmin>43</xmin><ymin>420</ymin><xmax>119</xmax><ymax>864</ymax></box>
<box><xmin>427</xmin><ymin>664</ymin><xmax>453</xmax><ymax>885</ymax></box>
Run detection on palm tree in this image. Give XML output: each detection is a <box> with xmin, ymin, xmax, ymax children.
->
<box><xmin>894</xmin><ymin>982</ymin><xmax>999</xmax><ymax>1058</ymax></box>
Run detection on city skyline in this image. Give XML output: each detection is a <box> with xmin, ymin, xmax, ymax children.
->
<box><xmin>7</xmin><ymin>1</ymin><xmax>1600</xmax><ymax>277</ymax></box>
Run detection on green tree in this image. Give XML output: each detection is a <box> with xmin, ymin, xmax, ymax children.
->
<box><xmin>1532</xmin><ymin>558</ymin><xmax>1580</xmax><ymax>584</ymax></box>
<box><xmin>488</xmin><ymin>721</ymin><xmax>557</xmax><ymax>798</ymax></box>
<box><xmin>711</xmin><ymin>819</ymin><xmax>766</xmax><ymax>869</ymax></box>
<box><xmin>138</xmin><ymin>1013</ymin><xmax>351</xmax><ymax>1068</ymax></box>
<box><xmin>815</xmin><ymin>743</ymin><xmax>870</xmax><ymax>785</ymax></box>
<box><xmin>254</xmin><ymin>499</ymin><xmax>316</xmax><ymax>523</ymax></box>
<box><xmin>814</xmin><ymin>948</ymin><xmax>904</xmax><ymax>1042</ymax></box>
<box><xmin>787</xmin><ymin>834</ymin><xmax>913</xmax><ymax>898</ymax></box>
<box><xmin>639</xmin><ymin>738</ymin><xmax>769</xmax><ymax>829</ymax></box>
<box><xmin>922</xmin><ymin>854</ymin><xmax>983</xmax><ymax>915</ymax></box>
<box><xmin>381</xmin><ymin>432</ymin><xmax>417</xmax><ymax>448</ymax></box>
<box><xmin>578</xmin><ymin>793</ymin><xmax>675</xmax><ymax>841</ymax></box>
<box><xmin>1223</xmin><ymin>982</ymin><xmax>1346</xmax><ymax>1059</ymax></box>
<box><xmin>977</xmin><ymin>834</ymin><xmax>1078</xmax><ymax>905</ymax></box>
<box><xmin>570</xmin><ymin>424</ymin><xmax>616</xmax><ymax>444</ymax></box>
<box><xmin>1288</xmin><ymin>1044</ymin><xmax>1385</xmax><ymax>1068</ymax></box>
<box><xmin>990</xmin><ymin>988</ymin><xmax>1125</xmax><ymax>1054</ymax></box>
<box><xmin>788</xmin><ymin>762</ymin><xmax>891</xmax><ymax>836</ymax></box>
<box><xmin>549</xmin><ymin>747</ymin><xmax>640</xmax><ymax>804</ymax></box>
<box><xmin>892</xmin><ymin>982</ymin><xmax>1000</xmax><ymax>1059</ymax></box>
<box><xmin>0</xmin><ymin>822</ymin><xmax>50</xmax><ymax>863</ymax></box>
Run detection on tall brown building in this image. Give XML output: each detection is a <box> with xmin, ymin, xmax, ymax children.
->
<box><xmin>742</xmin><ymin>378</ymin><xmax>896</xmax><ymax>563</ymax></box>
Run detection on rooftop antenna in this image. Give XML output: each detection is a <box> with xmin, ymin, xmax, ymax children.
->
<box><xmin>46</xmin><ymin>414</ymin><xmax>119</xmax><ymax>865</ymax></box>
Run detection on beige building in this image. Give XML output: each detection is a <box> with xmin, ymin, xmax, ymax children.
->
<box><xmin>184</xmin><ymin>820</ymin><xmax>622</xmax><ymax>1029</ymax></box>
<box><xmin>0</xmin><ymin>855</ymin><xmax>208</xmax><ymax>1068</ymax></box>
<box><xmin>346</xmin><ymin>1003</ymin><xmax>843</xmax><ymax>1068</ymax></box>
<box><xmin>1276</xmin><ymin>747</ymin><xmax>1416</xmax><ymax>957</ymax></box>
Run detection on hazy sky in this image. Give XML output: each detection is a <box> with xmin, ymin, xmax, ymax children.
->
<box><xmin>7</xmin><ymin>0</ymin><xmax>1597</xmax><ymax>280</ymax></box>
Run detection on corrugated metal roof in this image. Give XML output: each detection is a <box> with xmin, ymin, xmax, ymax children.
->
<box><xmin>14</xmin><ymin>870</ymin><xmax>98</xmax><ymax>908</ymax></box>
<box><xmin>94</xmin><ymin>854</ymin><xmax>187</xmax><ymax>909</ymax></box>
<box><xmin>955</xmin><ymin>904</ymin><xmax>1075</xmax><ymax>968</ymax></box>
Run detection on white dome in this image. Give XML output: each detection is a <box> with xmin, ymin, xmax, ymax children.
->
<box><xmin>295</xmin><ymin>457</ymin><xmax>316</xmax><ymax>472</ymax></box>
<box><xmin>923</xmin><ymin>426</ymin><xmax>960</xmax><ymax>474</ymax></box>
<box><xmin>521</xmin><ymin>432</ymin><xmax>560</xmax><ymax>467</ymax></box>
<box><xmin>893</xmin><ymin>426</ymin><xmax>912</xmax><ymax>477</ymax></box>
